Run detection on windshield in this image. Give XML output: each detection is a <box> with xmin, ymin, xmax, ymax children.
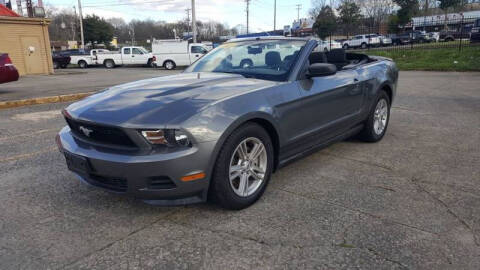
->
<box><xmin>185</xmin><ymin>39</ymin><xmax>306</xmax><ymax>82</ymax></box>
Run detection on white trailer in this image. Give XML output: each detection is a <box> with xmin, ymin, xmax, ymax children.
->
<box><xmin>70</xmin><ymin>49</ymin><xmax>109</xmax><ymax>68</ymax></box>
<box><xmin>96</xmin><ymin>47</ymin><xmax>155</xmax><ymax>68</ymax></box>
<box><xmin>152</xmin><ymin>39</ymin><xmax>209</xmax><ymax>70</ymax></box>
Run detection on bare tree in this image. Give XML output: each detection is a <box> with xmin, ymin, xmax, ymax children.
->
<box><xmin>357</xmin><ymin>0</ymin><xmax>396</xmax><ymax>27</ymax></box>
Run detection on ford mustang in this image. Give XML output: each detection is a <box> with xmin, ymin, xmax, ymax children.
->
<box><xmin>57</xmin><ymin>37</ymin><xmax>398</xmax><ymax>209</ymax></box>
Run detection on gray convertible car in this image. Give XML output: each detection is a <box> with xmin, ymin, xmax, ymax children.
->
<box><xmin>57</xmin><ymin>37</ymin><xmax>398</xmax><ymax>209</ymax></box>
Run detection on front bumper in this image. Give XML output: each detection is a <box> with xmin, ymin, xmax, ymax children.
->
<box><xmin>57</xmin><ymin>126</ymin><xmax>216</xmax><ymax>205</ymax></box>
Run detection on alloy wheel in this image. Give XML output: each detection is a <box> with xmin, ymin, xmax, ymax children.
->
<box><xmin>373</xmin><ymin>99</ymin><xmax>388</xmax><ymax>135</ymax></box>
<box><xmin>229</xmin><ymin>137</ymin><xmax>267</xmax><ymax>197</ymax></box>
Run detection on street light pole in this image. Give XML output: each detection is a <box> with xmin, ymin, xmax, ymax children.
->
<box><xmin>274</xmin><ymin>0</ymin><xmax>276</xmax><ymax>31</ymax></box>
<box><xmin>191</xmin><ymin>0</ymin><xmax>197</xmax><ymax>43</ymax></box>
<box><xmin>77</xmin><ymin>0</ymin><xmax>85</xmax><ymax>49</ymax></box>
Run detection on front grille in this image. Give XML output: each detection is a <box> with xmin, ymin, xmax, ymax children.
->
<box><xmin>88</xmin><ymin>174</ymin><xmax>128</xmax><ymax>192</ymax></box>
<box><xmin>66</xmin><ymin>117</ymin><xmax>136</xmax><ymax>148</ymax></box>
<box><xmin>148</xmin><ymin>176</ymin><xmax>176</xmax><ymax>190</ymax></box>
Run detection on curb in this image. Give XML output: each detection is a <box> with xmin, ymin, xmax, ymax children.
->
<box><xmin>0</xmin><ymin>92</ymin><xmax>95</xmax><ymax>110</ymax></box>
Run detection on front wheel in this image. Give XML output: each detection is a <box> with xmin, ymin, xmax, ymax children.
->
<box><xmin>361</xmin><ymin>43</ymin><xmax>367</xmax><ymax>49</ymax></box>
<box><xmin>358</xmin><ymin>91</ymin><xmax>390</xmax><ymax>142</ymax></box>
<box><xmin>343</xmin><ymin>44</ymin><xmax>349</xmax><ymax>50</ymax></box>
<box><xmin>210</xmin><ymin>123</ymin><xmax>274</xmax><ymax>210</ymax></box>
<box><xmin>53</xmin><ymin>61</ymin><xmax>59</xmax><ymax>69</ymax></box>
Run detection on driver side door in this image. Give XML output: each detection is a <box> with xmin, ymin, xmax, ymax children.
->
<box><xmin>294</xmin><ymin>53</ymin><xmax>364</xmax><ymax>144</ymax></box>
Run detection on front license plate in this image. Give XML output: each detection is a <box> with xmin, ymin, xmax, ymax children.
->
<box><xmin>64</xmin><ymin>151</ymin><xmax>90</xmax><ymax>173</ymax></box>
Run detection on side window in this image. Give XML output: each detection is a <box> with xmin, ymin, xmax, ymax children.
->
<box><xmin>132</xmin><ymin>48</ymin><xmax>143</xmax><ymax>55</ymax></box>
<box><xmin>123</xmin><ymin>48</ymin><xmax>131</xmax><ymax>54</ymax></box>
<box><xmin>191</xmin><ymin>46</ymin><xmax>205</xmax><ymax>54</ymax></box>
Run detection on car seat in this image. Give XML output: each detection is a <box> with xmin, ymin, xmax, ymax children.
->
<box><xmin>265</xmin><ymin>51</ymin><xmax>282</xmax><ymax>69</ymax></box>
<box><xmin>326</xmin><ymin>49</ymin><xmax>348</xmax><ymax>70</ymax></box>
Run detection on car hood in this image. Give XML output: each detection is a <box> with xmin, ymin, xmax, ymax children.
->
<box><xmin>66</xmin><ymin>72</ymin><xmax>277</xmax><ymax>128</ymax></box>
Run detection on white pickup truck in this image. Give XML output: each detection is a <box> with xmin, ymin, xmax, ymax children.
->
<box><xmin>70</xmin><ymin>49</ymin><xmax>109</xmax><ymax>68</ymax></box>
<box><xmin>342</xmin><ymin>34</ymin><xmax>381</xmax><ymax>49</ymax></box>
<box><xmin>96</xmin><ymin>46</ymin><xmax>155</xmax><ymax>68</ymax></box>
<box><xmin>152</xmin><ymin>40</ymin><xmax>209</xmax><ymax>70</ymax></box>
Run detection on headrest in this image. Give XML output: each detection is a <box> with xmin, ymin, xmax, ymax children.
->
<box><xmin>265</xmin><ymin>51</ymin><xmax>282</xmax><ymax>67</ymax></box>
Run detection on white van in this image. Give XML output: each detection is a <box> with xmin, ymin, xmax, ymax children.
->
<box><xmin>152</xmin><ymin>39</ymin><xmax>209</xmax><ymax>70</ymax></box>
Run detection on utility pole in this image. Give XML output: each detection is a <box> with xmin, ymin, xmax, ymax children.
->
<box><xmin>72</xmin><ymin>5</ymin><xmax>77</xmax><ymax>41</ymax></box>
<box><xmin>191</xmin><ymin>0</ymin><xmax>197</xmax><ymax>43</ymax></box>
<box><xmin>77</xmin><ymin>0</ymin><xmax>85</xmax><ymax>49</ymax></box>
<box><xmin>296</xmin><ymin>4</ymin><xmax>302</xmax><ymax>21</ymax></box>
<box><xmin>245</xmin><ymin>0</ymin><xmax>251</xmax><ymax>34</ymax></box>
<box><xmin>274</xmin><ymin>0</ymin><xmax>276</xmax><ymax>31</ymax></box>
<box><xmin>185</xmin><ymin>8</ymin><xmax>191</xmax><ymax>36</ymax></box>
<box><xmin>16</xmin><ymin>0</ymin><xmax>22</xmax><ymax>16</ymax></box>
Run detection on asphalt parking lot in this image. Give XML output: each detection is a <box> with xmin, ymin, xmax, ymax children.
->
<box><xmin>0</xmin><ymin>71</ymin><xmax>479</xmax><ymax>269</ymax></box>
<box><xmin>0</xmin><ymin>67</ymin><xmax>181</xmax><ymax>102</ymax></box>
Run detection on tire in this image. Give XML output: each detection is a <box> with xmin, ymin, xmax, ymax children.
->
<box><xmin>53</xmin><ymin>61</ymin><xmax>59</xmax><ymax>69</ymax></box>
<box><xmin>61</xmin><ymin>64</ymin><xmax>68</xmax><ymax>68</ymax></box>
<box><xmin>361</xmin><ymin>43</ymin><xmax>367</xmax><ymax>49</ymax></box>
<box><xmin>324</xmin><ymin>47</ymin><xmax>329</xmax><ymax>52</ymax></box>
<box><xmin>358</xmin><ymin>90</ymin><xmax>390</xmax><ymax>142</ymax></box>
<box><xmin>147</xmin><ymin>59</ymin><xmax>154</xmax><ymax>68</ymax></box>
<box><xmin>239</xmin><ymin>59</ymin><xmax>253</xmax><ymax>68</ymax></box>
<box><xmin>343</xmin><ymin>44</ymin><xmax>349</xmax><ymax>50</ymax></box>
<box><xmin>104</xmin><ymin>59</ymin><xmax>115</xmax><ymax>69</ymax></box>
<box><xmin>210</xmin><ymin>123</ymin><xmax>274</xmax><ymax>210</ymax></box>
<box><xmin>164</xmin><ymin>60</ymin><xmax>176</xmax><ymax>70</ymax></box>
<box><xmin>78</xmin><ymin>60</ymin><xmax>87</xmax><ymax>69</ymax></box>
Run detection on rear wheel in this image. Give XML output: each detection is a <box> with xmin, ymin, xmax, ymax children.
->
<box><xmin>210</xmin><ymin>123</ymin><xmax>274</xmax><ymax>210</ymax></box>
<box><xmin>361</xmin><ymin>42</ymin><xmax>367</xmax><ymax>49</ymax></box>
<box><xmin>343</xmin><ymin>44</ymin><xmax>349</xmax><ymax>50</ymax></box>
<box><xmin>53</xmin><ymin>61</ymin><xmax>59</xmax><ymax>69</ymax></box>
<box><xmin>104</xmin><ymin>59</ymin><xmax>115</xmax><ymax>69</ymax></box>
<box><xmin>164</xmin><ymin>60</ymin><xmax>175</xmax><ymax>70</ymax></box>
<box><xmin>358</xmin><ymin>90</ymin><xmax>390</xmax><ymax>142</ymax></box>
<box><xmin>78</xmin><ymin>60</ymin><xmax>87</xmax><ymax>69</ymax></box>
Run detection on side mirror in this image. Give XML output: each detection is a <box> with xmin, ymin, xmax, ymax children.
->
<box><xmin>307</xmin><ymin>63</ymin><xmax>337</xmax><ymax>78</ymax></box>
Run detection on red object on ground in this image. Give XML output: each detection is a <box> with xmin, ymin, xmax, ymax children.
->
<box><xmin>0</xmin><ymin>53</ymin><xmax>20</xmax><ymax>84</ymax></box>
<box><xmin>0</xmin><ymin>4</ymin><xmax>20</xmax><ymax>17</ymax></box>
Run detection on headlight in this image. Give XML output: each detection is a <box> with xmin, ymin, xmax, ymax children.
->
<box><xmin>141</xmin><ymin>129</ymin><xmax>191</xmax><ymax>147</ymax></box>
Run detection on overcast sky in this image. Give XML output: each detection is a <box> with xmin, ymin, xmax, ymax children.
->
<box><xmin>27</xmin><ymin>0</ymin><xmax>313</xmax><ymax>32</ymax></box>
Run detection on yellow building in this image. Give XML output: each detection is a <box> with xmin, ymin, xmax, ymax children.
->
<box><xmin>0</xmin><ymin>16</ymin><xmax>54</xmax><ymax>76</ymax></box>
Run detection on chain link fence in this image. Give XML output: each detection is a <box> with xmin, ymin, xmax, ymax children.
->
<box><xmin>318</xmin><ymin>15</ymin><xmax>480</xmax><ymax>52</ymax></box>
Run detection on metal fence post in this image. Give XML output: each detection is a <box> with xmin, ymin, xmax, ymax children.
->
<box><xmin>459</xmin><ymin>16</ymin><xmax>464</xmax><ymax>52</ymax></box>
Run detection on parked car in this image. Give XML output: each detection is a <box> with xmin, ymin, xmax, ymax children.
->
<box><xmin>470</xmin><ymin>19</ymin><xmax>480</xmax><ymax>43</ymax></box>
<box><xmin>315</xmin><ymin>39</ymin><xmax>342</xmax><ymax>51</ymax></box>
<box><xmin>389</xmin><ymin>33</ymin><xmax>411</xmax><ymax>46</ymax></box>
<box><xmin>70</xmin><ymin>49</ymin><xmax>110</xmax><ymax>68</ymax></box>
<box><xmin>96</xmin><ymin>46</ymin><xmax>155</xmax><ymax>68</ymax></box>
<box><xmin>378</xmin><ymin>35</ymin><xmax>392</xmax><ymax>46</ymax></box>
<box><xmin>342</xmin><ymin>34</ymin><xmax>381</xmax><ymax>49</ymax></box>
<box><xmin>152</xmin><ymin>40</ymin><xmax>209</xmax><ymax>70</ymax></box>
<box><xmin>426</xmin><ymin>32</ymin><xmax>440</xmax><ymax>42</ymax></box>
<box><xmin>439</xmin><ymin>30</ymin><xmax>470</xmax><ymax>42</ymax></box>
<box><xmin>52</xmin><ymin>52</ymin><xmax>71</xmax><ymax>69</ymax></box>
<box><xmin>57</xmin><ymin>37</ymin><xmax>398</xmax><ymax>209</ymax></box>
<box><xmin>0</xmin><ymin>53</ymin><xmax>19</xmax><ymax>84</ymax></box>
<box><xmin>409</xmin><ymin>31</ymin><xmax>431</xmax><ymax>43</ymax></box>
